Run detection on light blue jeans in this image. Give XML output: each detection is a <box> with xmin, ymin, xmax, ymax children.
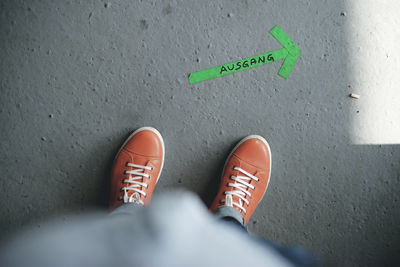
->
<box><xmin>0</xmin><ymin>191</ymin><xmax>318</xmax><ymax>267</ymax></box>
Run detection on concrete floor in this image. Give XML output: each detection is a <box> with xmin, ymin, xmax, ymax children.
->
<box><xmin>1</xmin><ymin>0</ymin><xmax>399</xmax><ymax>266</ymax></box>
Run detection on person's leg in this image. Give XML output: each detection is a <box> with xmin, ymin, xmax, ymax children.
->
<box><xmin>210</xmin><ymin>135</ymin><xmax>319</xmax><ymax>267</ymax></box>
<box><xmin>213</xmin><ymin>205</ymin><xmax>247</xmax><ymax>231</ymax></box>
<box><xmin>109</xmin><ymin>126</ymin><xmax>165</xmax><ymax>209</ymax></box>
<box><xmin>0</xmin><ymin>127</ymin><xmax>166</xmax><ymax>267</ymax></box>
<box><xmin>1</xmin><ymin>191</ymin><xmax>294</xmax><ymax>267</ymax></box>
<box><xmin>210</xmin><ymin>135</ymin><xmax>271</xmax><ymax>227</ymax></box>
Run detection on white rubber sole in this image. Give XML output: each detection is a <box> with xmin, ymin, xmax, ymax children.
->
<box><xmin>221</xmin><ymin>135</ymin><xmax>272</xmax><ymax>202</ymax></box>
<box><xmin>114</xmin><ymin>126</ymin><xmax>165</xmax><ymax>184</ymax></box>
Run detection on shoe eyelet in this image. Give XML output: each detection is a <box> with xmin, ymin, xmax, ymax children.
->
<box><xmin>125</xmin><ymin>162</ymin><xmax>129</xmax><ymax>167</ymax></box>
<box><xmin>123</xmin><ymin>170</ymin><xmax>127</xmax><ymax>175</ymax></box>
<box><xmin>226</xmin><ymin>183</ymin><xmax>230</xmax><ymax>187</ymax></box>
<box><xmin>219</xmin><ymin>200</ymin><xmax>224</xmax><ymax>204</ymax></box>
<box><xmin>232</xmin><ymin>165</ymin><xmax>236</xmax><ymax>170</ymax></box>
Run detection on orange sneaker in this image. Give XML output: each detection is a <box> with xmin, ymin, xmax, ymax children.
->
<box><xmin>109</xmin><ymin>127</ymin><xmax>165</xmax><ymax>210</ymax></box>
<box><xmin>210</xmin><ymin>135</ymin><xmax>271</xmax><ymax>225</ymax></box>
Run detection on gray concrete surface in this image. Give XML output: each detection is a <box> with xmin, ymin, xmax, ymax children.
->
<box><xmin>1</xmin><ymin>0</ymin><xmax>399</xmax><ymax>266</ymax></box>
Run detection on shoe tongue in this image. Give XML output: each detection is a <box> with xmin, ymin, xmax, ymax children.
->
<box><xmin>225</xmin><ymin>194</ymin><xmax>233</xmax><ymax>207</ymax></box>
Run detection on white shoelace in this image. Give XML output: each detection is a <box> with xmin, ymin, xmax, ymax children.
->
<box><xmin>121</xmin><ymin>163</ymin><xmax>152</xmax><ymax>205</ymax></box>
<box><xmin>221</xmin><ymin>166</ymin><xmax>259</xmax><ymax>214</ymax></box>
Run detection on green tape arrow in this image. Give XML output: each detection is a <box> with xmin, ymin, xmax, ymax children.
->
<box><xmin>188</xmin><ymin>25</ymin><xmax>301</xmax><ymax>84</ymax></box>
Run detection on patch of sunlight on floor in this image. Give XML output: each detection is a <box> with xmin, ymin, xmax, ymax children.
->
<box><xmin>347</xmin><ymin>0</ymin><xmax>400</xmax><ymax>144</ymax></box>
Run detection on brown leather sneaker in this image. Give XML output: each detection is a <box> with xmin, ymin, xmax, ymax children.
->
<box><xmin>109</xmin><ymin>127</ymin><xmax>165</xmax><ymax>210</ymax></box>
<box><xmin>210</xmin><ymin>135</ymin><xmax>271</xmax><ymax>225</ymax></box>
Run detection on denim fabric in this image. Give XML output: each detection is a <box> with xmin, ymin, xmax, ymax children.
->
<box><xmin>213</xmin><ymin>205</ymin><xmax>245</xmax><ymax>225</ymax></box>
<box><xmin>0</xmin><ymin>192</ymin><xmax>304</xmax><ymax>267</ymax></box>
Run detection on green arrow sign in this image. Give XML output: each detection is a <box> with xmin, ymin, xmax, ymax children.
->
<box><xmin>188</xmin><ymin>25</ymin><xmax>301</xmax><ymax>84</ymax></box>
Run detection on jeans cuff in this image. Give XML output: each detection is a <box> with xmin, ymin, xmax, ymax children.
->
<box><xmin>213</xmin><ymin>206</ymin><xmax>245</xmax><ymax>226</ymax></box>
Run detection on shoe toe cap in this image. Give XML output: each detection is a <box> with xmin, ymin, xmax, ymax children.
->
<box><xmin>233</xmin><ymin>136</ymin><xmax>271</xmax><ymax>170</ymax></box>
<box><xmin>124</xmin><ymin>129</ymin><xmax>164</xmax><ymax>158</ymax></box>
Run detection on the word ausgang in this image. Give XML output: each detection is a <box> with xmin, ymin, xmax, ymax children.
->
<box><xmin>220</xmin><ymin>54</ymin><xmax>274</xmax><ymax>74</ymax></box>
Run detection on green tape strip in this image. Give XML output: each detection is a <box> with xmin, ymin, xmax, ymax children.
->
<box><xmin>189</xmin><ymin>49</ymin><xmax>287</xmax><ymax>84</ymax></box>
<box><xmin>188</xmin><ymin>25</ymin><xmax>300</xmax><ymax>84</ymax></box>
